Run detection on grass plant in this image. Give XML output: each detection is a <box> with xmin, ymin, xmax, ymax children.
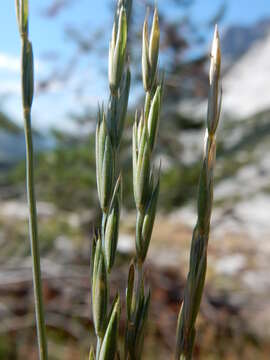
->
<box><xmin>14</xmin><ymin>1</ymin><xmax>222</xmax><ymax>359</ymax></box>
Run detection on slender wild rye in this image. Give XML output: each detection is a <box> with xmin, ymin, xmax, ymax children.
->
<box><xmin>125</xmin><ymin>8</ymin><xmax>162</xmax><ymax>359</ymax></box>
<box><xmin>15</xmin><ymin>1</ymin><xmax>48</xmax><ymax>359</ymax></box>
<box><xmin>175</xmin><ymin>26</ymin><xmax>222</xmax><ymax>360</ymax></box>
<box><xmin>13</xmin><ymin>1</ymin><xmax>222</xmax><ymax>358</ymax></box>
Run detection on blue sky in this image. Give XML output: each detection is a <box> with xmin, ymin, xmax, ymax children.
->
<box><xmin>192</xmin><ymin>0</ymin><xmax>270</xmax><ymax>25</ymax></box>
<box><xmin>0</xmin><ymin>0</ymin><xmax>270</xmax><ymax>129</ymax></box>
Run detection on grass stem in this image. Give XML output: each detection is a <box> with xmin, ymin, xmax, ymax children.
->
<box><xmin>24</xmin><ymin>109</ymin><xmax>48</xmax><ymax>360</ymax></box>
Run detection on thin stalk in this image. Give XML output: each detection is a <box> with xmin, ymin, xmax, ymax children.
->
<box><xmin>24</xmin><ymin>109</ymin><xmax>48</xmax><ymax>360</ymax></box>
<box><xmin>96</xmin><ymin>336</ymin><xmax>102</xmax><ymax>358</ymax></box>
<box><xmin>16</xmin><ymin>1</ymin><xmax>48</xmax><ymax>358</ymax></box>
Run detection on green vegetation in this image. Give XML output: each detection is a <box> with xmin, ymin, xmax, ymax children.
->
<box><xmin>12</xmin><ymin>2</ymin><xmax>222</xmax><ymax>356</ymax></box>
<box><xmin>0</xmin><ymin>112</ymin><xmax>21</xmax><ymax>134</ymax></box>
<box><xmin>6</xmin><ymin>0</ymin><xmax>270</xmax><ymax>359</ymax></box>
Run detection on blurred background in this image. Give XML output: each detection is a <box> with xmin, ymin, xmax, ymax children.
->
<box><xmin>1</xmin><ymin>0</ymin><xmax>270</xmax><ymax>359</ymax></box>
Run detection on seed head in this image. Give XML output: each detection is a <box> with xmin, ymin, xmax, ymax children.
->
<box><xmin>99</xmin><ymin>296</ymin><xmax>120</xmax><ymax>360</ymax></box>
<box><xmin>96</xmin><ymin>111</ymin><xmax>114</xmax><ymax>212</ymax></box>
<box><xmin>207</xmin><ymin>25</ymin><xmax>222</xmax><ymax>135</ymax></box>
<box><xmin>104</xmin><ymin>177</ymin><xmax>121</xmax><ymax>272</ymax></box>
<box><xmin>142</xmin><ymin>8</ymin><xmax>160</xmax><ymax>92</ymax></box>
<box><xmin>147</xmin><ymin>85</ymin><xmax>161</xmax><ymax>152</ymax></box>
<box><xmin>109</xmin><ymin>7</ymin><xmax>127</xmax><ymax>94</ymax></box>
<box><xmin>92</xmin><ymin>238</ymin><xmax>108</xmax><ymax>337</ymax></box>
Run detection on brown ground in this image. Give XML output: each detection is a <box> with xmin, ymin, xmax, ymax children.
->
<box><xmin>1</xmin><ymin>207</ymin><xmax>270</xmax><ymax>359</ymax></box>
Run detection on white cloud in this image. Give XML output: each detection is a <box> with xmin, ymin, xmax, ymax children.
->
<box><xmin>0</xmin><ymin>52</ymin><xmax>47</xmax><ymax>75</ymax></box>
<box><xmin>0</xmin><ymin>54</ymin><xmax>105</xmax><ymax>129</ymax></box>
<box><xmin>0</xmin><ymin>53</ymin><xmax>20</xmax><ymax>73</ymax></box>
<box><xmin>0</xmin><ymin>80</ymin><xmax>20</xmax><ymax>94</ymax></box>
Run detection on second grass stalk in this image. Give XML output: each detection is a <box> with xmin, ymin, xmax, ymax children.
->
<box><xmin>175</xmin><ymin>26</ymin><xmax>222</xmax><ymax>360</ymax></box>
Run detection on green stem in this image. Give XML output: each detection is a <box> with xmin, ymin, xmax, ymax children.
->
<box><xmin>135</xmin><ymin>259</ymin><xmax>143</xmax><ymax>304</ymax></box>
<box><xmin>96</xmin><ymin>335</ymin><xmax>102</xmax><ymax>359</ymax></box>
<box><xmin>24</xmin><ymin>109</ymin><xmax>48</xmax><ymax>360</ymax></box>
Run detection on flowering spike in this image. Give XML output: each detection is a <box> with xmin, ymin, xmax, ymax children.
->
<box><xmin>142</xmin><ymin>9</ymin><xmax>160</xmax><ymax>92</ymax></box>
<box><xmin>109</xmin><ymin>7</ymin><xmax>127</xmax><ymax>94</ymax></box>
<box><xmin>207</xmin><ymin>25</ymin><xmax>221</xmax><ymax>136</ymax></box>
<box><xmin>176</xmin><ymin>26</ymin><xmax>222</xmax><ymax>359</ymax></box>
